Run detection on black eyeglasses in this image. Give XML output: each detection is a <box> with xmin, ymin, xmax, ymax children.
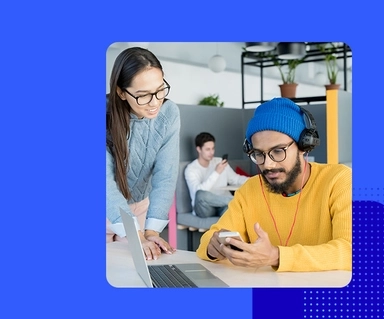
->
<box><xmin>247</xmin><ymin>141</ymin><xmax>295</xmax><ymax>165</ymax></box>
<box><xmin>124</xmin><ymin>79</ymin><xmax>171</xmax><ymax>106</ymax></box>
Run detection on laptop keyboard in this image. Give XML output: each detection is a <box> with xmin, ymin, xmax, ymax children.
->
<box><xmin>148</xmin><ymin>264</ymin><xmax>198</xmax><ymax>288</ymax></box>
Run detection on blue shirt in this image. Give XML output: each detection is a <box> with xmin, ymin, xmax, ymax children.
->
<box><xmin>106</xmin><ymin>99</ymin><xmax>180</xmax><ymax>233</ymax></box>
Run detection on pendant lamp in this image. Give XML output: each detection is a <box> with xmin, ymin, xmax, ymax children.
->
<box><xmin>277</xmin><ymin>42</ymin><xmax>306</xmax><ymax>60</ymax></box>
<box><xmin>208</xmin><ymin>55</ymin><xmax>226</xmax><ymax>73</ymax></box>
<box><xmin>245</xmin><ymin>42</ymin><xmax>277</xmax><ymax>52</ymax></box>
<box><xmin>208</xmin><ymin>43</ymin><xmax>226</xmax><ymax>73</ymax></box>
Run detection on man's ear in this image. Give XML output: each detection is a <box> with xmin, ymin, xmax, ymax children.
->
<box><xmin>116</xmin><ymin>86</ymin><xmax>126</xmax><ymax>100</ymax></box>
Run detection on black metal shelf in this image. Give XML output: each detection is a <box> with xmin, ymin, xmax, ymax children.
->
<box><xmin>243</xmin><ymin>96</ymin><xmax>327</xmax><ymax>107</ymax></box>
<box><xmin>241</xmin><ymin>42</ymin><xmax>352</xmax><ymax>108</ymax></box>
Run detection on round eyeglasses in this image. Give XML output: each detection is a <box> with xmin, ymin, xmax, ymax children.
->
<box><xmin>124</xmin><ymin>79</ymin><xmax>171</xmax><ymax>106</ymax></box>
<box><xmin>247</xmin><ymin>141</ymin><xmax>295</xmax><ymax>165</ymax></box>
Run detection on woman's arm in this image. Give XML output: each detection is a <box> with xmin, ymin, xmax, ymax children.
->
<box><xmin>146</xmin><ymin>101</ymin><xmax>181</xmax><ymax>233</ymax></box>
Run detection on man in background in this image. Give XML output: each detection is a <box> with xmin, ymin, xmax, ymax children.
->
<box><xmin>185</xmin><ymin>132</ymin><xmax>249</xmax><ymax>218</ymax></box>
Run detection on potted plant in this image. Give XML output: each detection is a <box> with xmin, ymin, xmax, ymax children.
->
<box><xmin>317</xmin><ymin>43</ymin><xmax>340</xmax><ymax>90</ymax></box>
<box><xmin>198</xmin><ymin>94</ymin><xmax>224</xmax><ymax>107</ymax></box>
<box><xmin>272</xmin><ymin>58</ymin><xmax>303</xmax><ymax>98</ymax></box>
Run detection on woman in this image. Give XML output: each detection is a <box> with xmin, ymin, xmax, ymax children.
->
<box><xmin>106</xmin><ymin>47</ymin><xmax>180</xmax><ymax>260</ymax></box>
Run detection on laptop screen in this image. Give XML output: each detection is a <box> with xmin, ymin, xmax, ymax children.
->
<box><xmin>119</xmin><ymin>208</ymin><xmax>153</xmax><ymax>287</ymax></box>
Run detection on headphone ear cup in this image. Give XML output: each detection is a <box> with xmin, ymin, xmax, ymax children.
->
<box><xmin>298</xmin><ymin>129</ymin><xmax>320</xmax><ymax>152</ymax></box>
<box><xmin>298</xmin><ymin>106</ymin><xmax>320</xmax><ymax>152</ymax></box>
<box><xmin>243</xmin><ymin>138</ymin><xmax>252</xmax><ymax>154</ymax></box>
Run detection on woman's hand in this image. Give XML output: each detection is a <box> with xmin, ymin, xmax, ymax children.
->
<box><xmin>139</xmin><ymin>230</ymin><xmax>176</xmax><ymax>260</ymax></box>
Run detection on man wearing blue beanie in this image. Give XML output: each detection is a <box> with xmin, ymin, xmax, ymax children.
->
<box><xmin>197</xmin><ymin>97</ymin><xmax>352</xmax><ymax>273</ymax></box>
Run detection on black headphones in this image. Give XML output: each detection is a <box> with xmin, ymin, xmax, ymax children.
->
<box><xmin>297</xmin><ymin>106</ymin><xmax>320</xmax><ymax>152</ymax></box>
<box><xmin>243</xmin><ymin>105</ymin><xmax>320</xmax><ymax>154</ymax></box>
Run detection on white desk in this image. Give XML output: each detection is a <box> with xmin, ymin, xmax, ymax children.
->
<box><xmin>106</xmin><ymin>242</ymin><xmax>351</xmax><ymax>288</ymax></box>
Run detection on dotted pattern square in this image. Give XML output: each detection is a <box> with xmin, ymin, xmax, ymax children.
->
<box><xmin>303</xmin><ymin>195</ymin><xmax>384</xmax><ymax>318</ymax></box>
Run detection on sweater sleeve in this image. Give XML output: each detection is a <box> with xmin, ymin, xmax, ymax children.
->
<box><xmin>145</xmin><ymin>102</ymin><xmax>180</xmax><ymax>232</ymax></box>
<box><xmin>196</xmin><ymin>189</ymin><xmax>250</xmax><ymax>260</ymax></box>
<box><xmin>277</xmin><ymin>167</ymin><xmax>352</xmax><ymax>272</ymax></box>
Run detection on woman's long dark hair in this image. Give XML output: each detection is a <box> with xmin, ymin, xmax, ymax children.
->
<box><xmin>107</xmin><ymin>47</ymin><xmax>163</xmax><ymax>200</ymax></box>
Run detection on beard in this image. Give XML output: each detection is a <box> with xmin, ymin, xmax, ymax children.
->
<box><xmin>261</xmin><ymin>151</ymin><xmax>302</xmax><ymax>194</ymax></box>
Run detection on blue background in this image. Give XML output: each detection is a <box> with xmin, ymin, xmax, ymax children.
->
<box><xmin>1</xmin><ymin>1</ymin><xmax>383</xmax><ymax>318</ymax></box>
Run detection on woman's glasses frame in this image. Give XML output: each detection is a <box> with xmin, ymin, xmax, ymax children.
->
<box><xmin>124</xmin><ymin>79</ymin><xmax>171</xmax><ymax>106</ymax></box>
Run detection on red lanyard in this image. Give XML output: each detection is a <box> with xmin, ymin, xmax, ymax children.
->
<box><xmin>259</xmin><ymin>161</ymin><xmax>307</xmax><ymax>246</ymax></box>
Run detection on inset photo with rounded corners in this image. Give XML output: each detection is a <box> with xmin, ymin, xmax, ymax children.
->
<box><xmin>106</xmin><ymin>42</ymin><xmax>352</xmax><ymax>288</ymax></box>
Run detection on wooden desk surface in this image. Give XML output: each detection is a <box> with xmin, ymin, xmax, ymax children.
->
<box><xmin>106</xmin><ymin>242</ymin><xmax>351</xmax><ymax>288</ymax></box>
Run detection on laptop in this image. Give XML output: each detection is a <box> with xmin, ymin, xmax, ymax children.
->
<box><xmin>119</xmin><ymin>208</ymin><xmax>229</xmax><ymax>288</ymax></box>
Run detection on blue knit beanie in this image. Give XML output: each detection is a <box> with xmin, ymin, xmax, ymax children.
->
<box><xmin>245</xmin><ymin>97</ymin><xmax>306</xmax><ymax>144</ymax></box>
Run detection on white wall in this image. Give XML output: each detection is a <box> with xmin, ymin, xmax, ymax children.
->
<box><xmin>106</xmin><ymin>48</ymin><xmax>327</xmax><ymax>109</ymax></box>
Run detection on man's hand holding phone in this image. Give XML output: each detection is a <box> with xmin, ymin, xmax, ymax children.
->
<box><xmin>218</xmin><ymin>231</ymin><xmax>244</xmax><ymax>251</ymax></box>
<box><xmin>216</xmin><ymin>154</ymin><xmax>228</xmax><ymax>174</ymax></box>
<box><xmin>207</xmin><ymin>230</ymin><xmax>245</xmax><ymax>261</ymax></box>
<box><xmin>208</xmin><ymin>225</ymin><xmax>279</xmax><ymax>268</ymax></box>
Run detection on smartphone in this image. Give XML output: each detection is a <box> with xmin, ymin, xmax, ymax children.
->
<box><xmin>222</xmin><ymin>154</ymin><xmax>228</xmax><ymax>161</ymax></box>
<box><xmin>218</xmin><ymin>231</ymin><xmax>244</xmax><ymax>251</ymax></box>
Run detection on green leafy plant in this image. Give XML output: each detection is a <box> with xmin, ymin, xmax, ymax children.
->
<box><xmin>198</xmin><ymin>94</ymin><xmax>224</xmax><ymax>107</ymax></box>
<box><xmin>273</xmin><ymin>58</ymin><xmax>303</xmax><ymax>84</ymax></box>
<box><xmin>317</xmin><ymin>43</ymin><xmax>338</xmax><ymax>84</ymax></box>
<box><xmin>242</xmin><ymin>50</ymin><xmax>303</xmax><ymax>84</ymax></box>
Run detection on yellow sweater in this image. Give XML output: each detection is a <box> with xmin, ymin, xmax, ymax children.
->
<box><xmin>196</xmin><ymin>162</ymin><xmax>352</xmax><ymax>272</ymax></box>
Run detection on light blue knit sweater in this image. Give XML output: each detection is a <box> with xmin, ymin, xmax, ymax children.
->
<box><xmin>106</xmin><ymin>100</ymin><xmax>180</xmax><ymax>233</ymax></box>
